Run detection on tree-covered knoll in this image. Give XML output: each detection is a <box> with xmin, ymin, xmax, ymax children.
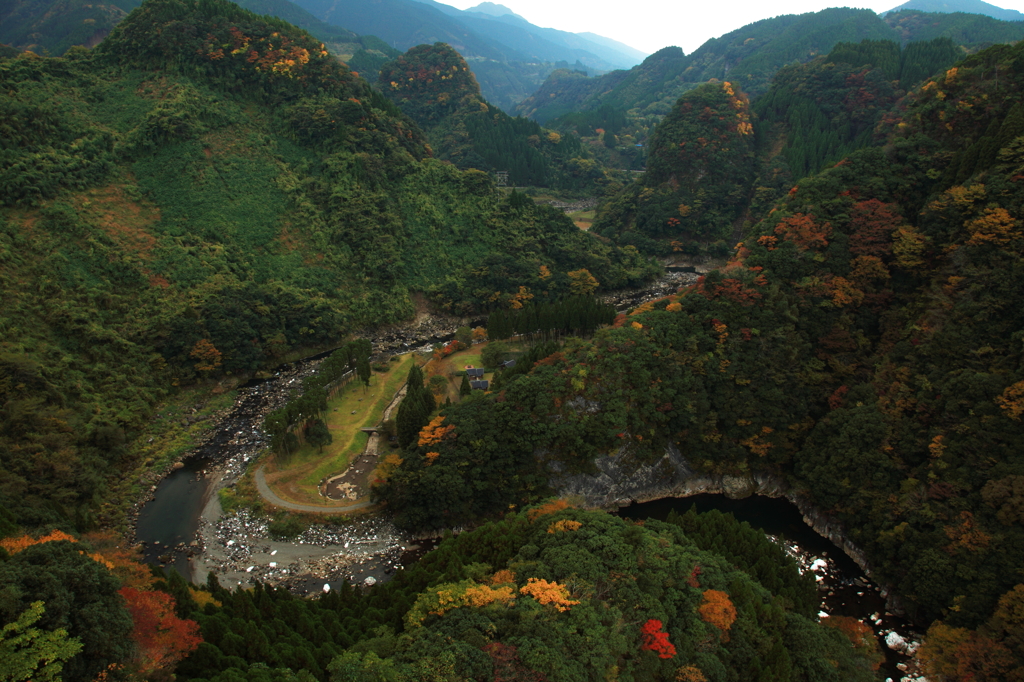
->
<box><xmin>378</xmin><ymin>42</ymin><xmax>611</xmax><ymax>192</ymax></box>
<box><xmin>591</xmin><ymin>81</ymin><xmax>756</xmax><ymax>250</ymax></box>
<box><xmin>0</xmin><ymin>0</ymin><xmax>654</xmax><ymax>531</ymax></box>
<box><xmin>591</xmin><ymin>37</ymin><xmax>962</xmax><ymax>255</ymax></box>
<box><xmin>0</xmin><ymin>0</ymin><xmax>397</xmax><ymax>75</ymax></box>
<box><xmin>171</xmin><ymin>506</ymin><xmax>873</xmax><ymax>682</ymax></box>
<box><xmin>0</xmin><ymin>0</ymin><xmax>142</xmax><ymax>57</ymax></box>
<box><xmin>378</xmin><ymin>38</ymin><xmax>1024</xmax><ymax>677</ymax></box>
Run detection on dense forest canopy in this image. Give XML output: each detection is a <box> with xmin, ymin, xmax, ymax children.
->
<box><xmin>591</xmin><ymin>36</ymin><xmax>965</xmax><ymax>254</ymax></box>
<box><xmin>5</xmin><ymin>1</ymin><xmax>1024</xmax><ymax>680</ymax></box>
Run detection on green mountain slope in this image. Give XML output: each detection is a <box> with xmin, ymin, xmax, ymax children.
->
<box><xmin>378</xmin><ymin>42</ymin><xmax>606</xmax><ymax>191</ymax></box>
<box><xmin>0</xmin><ymin>0</ymin><xmax>140</xmax><ymax>55</ymax></box>
<box><xmin>0</xmin><ymin>0</ymin><xmax>401</xmax><ymax>76</ymax></box>
<box><xmin>884</xmin><ymin>0</ymin><xmax>1024</xmax><ymax>22</ymax></box>
<box><xmin>518</xmin><ymin>8</ymin><xmax>898</xmax><ymax>126</ymax></box>
<box><xmin>521</xmin><ymin>5</ymin><xmax>1024</xmax><ymax>166</ymax></box>
<box><xmin>589</xmin><ymin>36</ymin><xmax>963</xmax><ymax>253</ymax></box>
<box><xmin>884</xmin><ymin>7</ymin><xmax>1024</xmax><ymax>45</ymax></box>
<box><xmin>0</xmin><ymin>0</ymin><xmax>654</xmax><ymax>529</ymax></box>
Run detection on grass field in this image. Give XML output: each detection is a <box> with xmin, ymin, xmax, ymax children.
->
<box><xmin>264</xmin><ymin>353</ymin><xmax>417</xmax><ymax>504</ymax></box>
<box><xmin>569</xmin><ymin>209</ymin><xmax>595</xmax><ymax>230</ymax></box>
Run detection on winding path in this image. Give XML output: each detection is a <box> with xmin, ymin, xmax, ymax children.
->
<box><xmin>255</xmin><ymin>465</ymin><xmax>372</xmax><ymax>513</ymax></box>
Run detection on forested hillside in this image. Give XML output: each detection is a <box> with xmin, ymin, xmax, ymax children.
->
<box><xmin>885</xmin><ymin>0</ymin><xmax>1024</xmax><ymax>22</ymax></box>
<box><xmin>591</xmin><ymin>37</ymin><xmax>963</xmax><ymax>254</ymax></box>
<box><xmin>518</xmin><ymin>9</ymin><xmax>899</xmax><ymax>125</ymax></box>
<box><xmin>885</xmin><ymin>8</ymin><xmax>1024</xmax><ymax>45</ymax></box>
<box><xmin>284</xmin><ymin>0</ymin><xmax>642</xmax><ymax>111</ymax></box>
<box><xmin>380</xmin><ymin>38</ymin><xmax>1024</xmax><ymax>678</ymax></box>
<box><xmin>521</xmin><ymin>6</ymin><xmax>1024</xmax><ymax>163</ymax></box>
<box><xmin>6</xmin><ymin>0</ymin><xmax>1024</xmax><ymax>680</ymax></box>
<box><xmin>0</xmin><ymin>0</ymin><xmax>394</xmax><ymax>65</ymax></box>
<box><xmin>378</xmin><ymin>42</ymin><xmax>609</xmax><ymax>190</ymax></box>
<box><xmin>0</xmin><ymin>0</ymin><xmax>654</xmax><ymax>531</ymax></box>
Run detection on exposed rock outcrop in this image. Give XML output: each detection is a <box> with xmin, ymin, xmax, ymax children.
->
<box><xmin>551</xmin><ymin>443</ymin><xmax>880</xmax><ymax>603</ymax></box>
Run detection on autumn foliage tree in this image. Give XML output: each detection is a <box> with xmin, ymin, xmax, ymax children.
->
<box><xmin>698</xmin><ymin>590</ymin><xmax>737</xmax><ymax>640</ymax></box>
<box><xmin>118</xmin><ymin>587</ymin><xmax>202</xmax><ymax>676</ymax></box>
<box><xmin>189</xmin><ymin>338</ymin><xmax>222</xmax><ymax>376</ymax></box>
<box><xmin>639</xmin><ymin>619</ymin><xmax>677</xmax><ymax>659</ymax></box>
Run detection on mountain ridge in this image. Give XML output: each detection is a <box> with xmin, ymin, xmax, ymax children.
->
<box><xmin>884</xmin><ymin>0</ymin><xmax>1024</xmax><ymax>21</ymax></box>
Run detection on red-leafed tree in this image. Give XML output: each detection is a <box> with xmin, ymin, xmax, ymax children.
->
<box><xmin>482</xmin><ymin>642</ymin><xmax>547</xmax><ymax>682</ymax></box>
<box><xmin>118</xmin><ymin>587</ymin><xmax>202</xmax><ymax>676</ymax></box>
<box><xmin>848</xmin><ymin>199</ymin><xmax>900</xmax><ymax>259</ymax></box>
<box><xmin>774</xmin><ymin>213</ymin><xmax>832</xmax><ymax>251</ymax></box>
<box><xmin>640</xmin><ymin>619</ymin><xmax>677</xmax><ymax>659</ymax></box>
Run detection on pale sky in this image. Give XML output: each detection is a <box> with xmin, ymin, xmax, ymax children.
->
<box><xmin>438</xmin><ymin>0</ymin><xmax>1024</xmax><ymax>56</ymax></box>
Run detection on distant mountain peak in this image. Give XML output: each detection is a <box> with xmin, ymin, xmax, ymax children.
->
<box><xmin>466</xmin><ymin>2</ymin><xmax>522</xmax><ymax>19</ymax></box>
<box><xmin>883</xmin><ymin>0</ymin><xmax>1024</xmax><ymax>22</ymax></box>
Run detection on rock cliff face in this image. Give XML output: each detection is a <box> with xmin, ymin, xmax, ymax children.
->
<box><xmin>551</xmin><ymin>444</ymin><xmax>876</xmax><ymax>585</ymax></box>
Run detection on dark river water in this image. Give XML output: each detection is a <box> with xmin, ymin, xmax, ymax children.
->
<box><xmin>136</xmin><ymin>457</ymin><xmax>213</xmax><ymax>575</ymax></box>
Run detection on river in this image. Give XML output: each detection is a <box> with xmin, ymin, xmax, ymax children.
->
<box><xmin>133</xmin><ymin>276</ymin><xmax>923</xmax><ymax>680</ymax></box>
<box><xmin>134</xmin><ymin>313</ymin><xmax>485</xmax><ymax>581</ymax></box>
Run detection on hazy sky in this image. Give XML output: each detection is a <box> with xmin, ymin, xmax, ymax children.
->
<box><xmin>438</xmin><ymin>0</ymin><xmax>1024</xmax><ymax>55</ymax></box>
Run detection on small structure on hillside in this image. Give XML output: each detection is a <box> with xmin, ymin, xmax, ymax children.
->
<box><xmin>466</xmin><ymin>367</ymin><xmax>485</xmax><ymax>378</ymax></box>
<box><xmin>470</xmin><ymin>380</ymin><xmax>489</xmax><ymax>390</ymax></box>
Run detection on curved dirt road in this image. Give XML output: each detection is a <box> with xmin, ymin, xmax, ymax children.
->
<box><xmin>255</xmin><ymin>465</ymin><xmax>372</xmax><ymax>513</ymax></box>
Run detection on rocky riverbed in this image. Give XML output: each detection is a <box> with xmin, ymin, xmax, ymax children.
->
<box><xmin>193</xmin><ymin>506</ymin><xmax>414</xmax><ymax>594</ymax></box>
<box><xmin>601</xmin><ymin>270</ymin><xmax>700</xmax><ymax>311</ymax></box>
<box><xmin>132</xmin><ymin>310</ymin><xmax>481</xmax><ymax>590</ymax></box>
<box><xmin>541</xmin><ymin>197</ymin><xmax>600</xmax><ymax>213</ymax></box>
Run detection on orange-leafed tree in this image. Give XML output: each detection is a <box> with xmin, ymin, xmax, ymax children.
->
<box><xmin>698</xmin><ymin>589</ymin><xmax>737</xmax><ymax>640</ymax></box>
<box><xmin>821</xmin><ymin>616</ymin><xmax>884</xmax><ymax>671</ymax></box>
<box><xmin>996</xmin><ymin>380</ymin><xmax>1024</xmax><ymax>421</ymax></box>
<box><xmin>848</xmin><ymin>199</ymin><xmax>899</xmax><ymax>259</ymax></box>
<box><xmin>675</xmin><ymin>665</ymin><xmax>708</xmax><ymax>682</ymax></box>
<box><xmin>83</xmin><ymin>532</ymin><xmax>156</xmax><ymax>590</ymax></box>
<box><xmin>526</xmin><ymin>498</ymin><xmax>571</xmax><ymax>521</ymax></box>
<box><xmin>919</xmin><ymin>621</ymin><xmax>1016</xmax><ymax>681</ymax></box>
<box><xmin>519</xmin><ymin>578</ymin><xmax>579</xmax><ymax>612</ymax></box>
<box><xmin>190</xmin><ymin>339</ymin><xmax>222</xmax><ymax>375</ymax></box>
<box><xmin>0</xmin><ymin>530</ymin><xmax>78</xmax><ymax>554</ymax></box>
<box><xmin>773</xmin><ymin>213</ymin><xmax>831</xmax><ymax>251</ymax></box>
<box><xmin>418</xmin><ymin>415</ymin><xmax>455</xmax><ymax>447</ymax></box>
<box><xmin>966</xmin><ymin>207</ymin><xmax>1018</xmax><ymax>246</ymax></box>
<box><xmin>118</xmin><ymin>587</ymin><xmax>202</xmax><ymax>676</ymax></box>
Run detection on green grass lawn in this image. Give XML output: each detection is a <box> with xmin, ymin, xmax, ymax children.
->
<box><xmin>270</xmin><ymin>353</ymin><xmax>416</xmax><ymax>493</ymax></box>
